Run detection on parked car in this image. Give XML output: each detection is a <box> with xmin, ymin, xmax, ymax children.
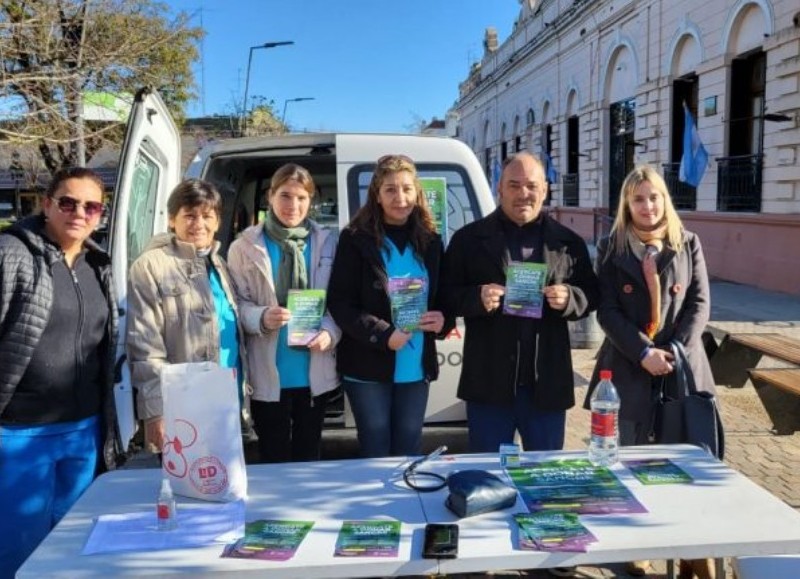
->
<box><xmin>109</xmin><ymin>88</ymin><xmax>495</xmax><ymax>449</ymax></box>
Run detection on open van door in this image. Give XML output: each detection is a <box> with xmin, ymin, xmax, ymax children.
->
<box><xmin>109</xmin><ymin>87</ymin><xmax>181</xmax><ymax>451</ymax></box>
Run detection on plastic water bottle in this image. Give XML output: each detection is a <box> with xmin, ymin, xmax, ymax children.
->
<box><xmin>156</xmin><ymin>478</ymin><xmax>177</xmax><ymax>530</ymax></box>
<box><xmin>589</xmin><ymin>369</ymin><xmax>621</xmax><ymax>466</ymax></box>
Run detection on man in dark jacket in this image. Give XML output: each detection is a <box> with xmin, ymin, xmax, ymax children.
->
<box><xmin>0</xmin><ymin>167</ymin><xmax>119</xmax><ymax>578</ymax></box>
<box><xmin>442</xmin><ymin>152</ymin><xmax>599</xmax><ymax>453</ymax></box>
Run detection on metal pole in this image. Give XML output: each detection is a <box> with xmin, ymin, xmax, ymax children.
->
<box><xmin>241</xmin><ymin>46</ymin><xmax>255</xmax><ymax>136</ymax></box>
<box><xmin>282</xmin><ymin>97</ymin><xmax>315</xmax><ymax>126</ymax></box>
<box><xmin>241</xmin><ymin>41</ymin><xmax>294</xmax><ymax>137</ymax></box>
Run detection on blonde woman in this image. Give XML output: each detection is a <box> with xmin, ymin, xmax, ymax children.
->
<box><xmin>584</xmin><ymin>165</ymin><xmax>716</xmax><ymax>578</ymax></box>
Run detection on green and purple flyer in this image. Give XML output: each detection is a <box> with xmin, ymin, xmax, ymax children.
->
<box><xmin>503</xmin><ymin>261</ymin><xmax>548</xmax><ymax>318</ymax></box>
<box><xmin>507</xmin><ymin>459</ymin><xmax>647</xmax><ymax>515</ymax></box>
<box><xmin>388</xmin><ymin>277</ymin><xmax>428</xmax><ymax>332</ymax></box>
<box><xmin>334</xmin><ymin>520</ymin><xmax>401</xmax><ymax>558</ymax></box>
<box><xmin>623</xmin><ymin>459</ymin><xmax>693</xmax><ymax>485</ymax></box>
<box><xmin>222</xmin><ymin>519</ymin><xmax>314</xmax><ymax>561</ymax></box>
<box><xmin>287</xmin><ymin>289</ymin><xmax>326</xmax><ymax>346</ymax></box>
<box><xmin>514</xmin><ymin>512</ymin><xmax>597</xmax><ymax>552</ymax></box>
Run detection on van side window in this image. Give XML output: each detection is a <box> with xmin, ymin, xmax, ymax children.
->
<box><xmin>347</xmin><ymin>164</ymin><xmax>479</xmax><ymax>245</ymax></box>
<box><xmin>127</xmin><ymin>152</ymin><xmax>160</xmax><ymax>267</ymax></box>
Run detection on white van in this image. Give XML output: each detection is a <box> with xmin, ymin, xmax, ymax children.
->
<box><xmin>110</xmin><ymin>88</ymin><xmax>495</xmax><ymax>448</ymax></box>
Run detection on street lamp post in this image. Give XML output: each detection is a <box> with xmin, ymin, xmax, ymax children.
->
<box><xmin>241</xmin><ymin>40</ymin><xmax>294</xmax><ymax>136</ymax></box>
<box><xmin>282</xmin><ymin>97</ymin><xmax>315</xmax><ymax>127</ymax></box>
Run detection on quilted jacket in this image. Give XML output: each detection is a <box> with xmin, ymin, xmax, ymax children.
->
<box><xmin>0</xmin><ymin>215</ymin><xmax>121</xmax><ymax>470</ymax></box>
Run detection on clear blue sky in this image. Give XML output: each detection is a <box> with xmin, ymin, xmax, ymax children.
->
<box><xmin>165</xmin><ymin>0</ymin><xmax>520</xmax><ymax>133</ymax></box>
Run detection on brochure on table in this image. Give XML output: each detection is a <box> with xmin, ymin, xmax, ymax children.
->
<box><xmin>222</xmin><ymin>519</ymin><xmax>314</xmax><ymax>561</ymax></box>
<box><xmin>622</xmin><ymin>458</ymin><xmax>693</xmax><ymax>485</ymax></box>
<box><xmin>514</xmin><ymin>512</ymin><xmax>598</xmax><ymax>552</ymax></box>
<box><xmin>334</xmin><ymin>520</ymin><xmax>402</xmax><ymax>557</ymax></box>
<box><xmin>506</xmin><ymin>458</ymin><xmax>647</xmax><ymax>514</ymax></box>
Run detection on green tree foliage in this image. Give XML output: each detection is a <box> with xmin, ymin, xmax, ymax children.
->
<box><xmin>0</xmin><ymin>0</ymin><xmax>202</xmax><ymax>174</ymax></box>
<box><xmin>245</xmin><ymin>97</ymin><xmax>287</xmax><ymax>137</ymax></box>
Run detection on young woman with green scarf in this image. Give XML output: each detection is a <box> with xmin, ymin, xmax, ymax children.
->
<box><xmin>227</xmin><ymin>164</ymin><xmax>340</xmax><ymax>463</ymax></box>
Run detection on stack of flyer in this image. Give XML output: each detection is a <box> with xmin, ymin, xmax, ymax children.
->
<box><xmin>514</xmin><ymin>512</ymin><xmax>597</xmax><ymax>552</ymax></box>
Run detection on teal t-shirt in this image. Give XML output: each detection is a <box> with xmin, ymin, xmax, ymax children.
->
<box><xmin>382</xmin><ymin>238</ymin><xmax>426</xmax><ymax>383</ymax></box>
<box><xmin>264</xmin><ymin>232</ymin><xmax>312</xmax><ymax>389</ymax></box>
<box><xmin>208</xmin><ymin>263</ymin><xmax>243</xmax><ymax>404</ymax></box>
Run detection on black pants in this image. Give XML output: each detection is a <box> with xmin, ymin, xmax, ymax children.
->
<box><xmin>250</xmin><ymin>388</ymin><xmax>330</xmax><ymax>463</ymax></box>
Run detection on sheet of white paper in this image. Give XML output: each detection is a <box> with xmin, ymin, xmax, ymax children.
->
<box><xmin>82</xmin><ymin>499</ymin><xmax>245</xmax><ymax>555</ymax></box>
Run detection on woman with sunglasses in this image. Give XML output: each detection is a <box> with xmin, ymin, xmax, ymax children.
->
<box><xmin>327</xmin><ymin>155</ymin><xmax>452</xmax><ymax>458</ymax></box>
<box><xmin>0</xmin><ymin>167</ymin><xmax>120</xmax><ymax>578</ymax></box>
<box><xmin>126</xmin><ymin>179</ymin><xmax>248</xmax><ymax>456</ymax></box>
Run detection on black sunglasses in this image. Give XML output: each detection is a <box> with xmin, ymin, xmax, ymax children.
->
<box><xmin>53</xmin><ymin>195</ymin><xmax>106</xmax><ymax>219</ymax></box>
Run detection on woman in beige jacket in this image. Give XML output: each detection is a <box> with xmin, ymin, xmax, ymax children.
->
<box><xmin>228</xmin><ymin>163</ymin><xmax>340</xmax><ymax>463</ymax></box>
<box><xmin>126</xmin><ymin>179</ymin><xmax>247</xmax><ymax>453</ymax></box>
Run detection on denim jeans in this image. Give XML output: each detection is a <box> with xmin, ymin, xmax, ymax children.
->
<box><xmin>466</xmin><ymin>386</ymin><xmax>566</xmax><ymax>452</ymax></box>
<box><xmin>343</xmin><ymin>378</ymin><xmax>429</xmax><ymax>458</ymax></box>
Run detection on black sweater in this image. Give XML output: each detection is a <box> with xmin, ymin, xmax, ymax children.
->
<box><xmin>327</xmin><ymin>226</ymin><xmax>452</xmax><ymax>383</ymax></box>
<box><xmin>0</xmin><ymin>215</ymin><xmax>122</xmax><ymax>469</ymax></box>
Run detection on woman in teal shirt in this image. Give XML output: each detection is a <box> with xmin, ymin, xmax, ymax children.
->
<box><xmin>228</xmin><ymin>164</ymin><xmax>340</xmax><ymax>463</ymax></box>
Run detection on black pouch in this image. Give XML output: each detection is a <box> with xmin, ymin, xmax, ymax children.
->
<box><xmin>444</xmin><ymin>470</ymin><xmax>518</xmax><ymax>518</ymax></box>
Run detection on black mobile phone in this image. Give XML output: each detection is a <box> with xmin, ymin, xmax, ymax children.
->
<box><xmin>422</xmin><ymin>523</ymin><xmax>459</xmax><ymax>559</ymax></box>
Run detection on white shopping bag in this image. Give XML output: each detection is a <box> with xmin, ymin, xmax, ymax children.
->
<box><xmin>160</xmin><ymin>362</ymin><xmax>247</xmax><ymax>502</ymax></box>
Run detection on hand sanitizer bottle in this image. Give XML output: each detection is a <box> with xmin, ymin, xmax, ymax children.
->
<box><xmin>157</xmin><ymin>478</ymin><xmax>177</xmax><ymax>530</ymax></box>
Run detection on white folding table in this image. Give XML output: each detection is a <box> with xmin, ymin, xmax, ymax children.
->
<box><xmin>17</xmin><ymin>445</ymin><xmax>800</xmax><ymax>578</ymax></box>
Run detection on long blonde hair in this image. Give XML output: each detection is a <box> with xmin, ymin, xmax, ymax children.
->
<box><xmin>610</xmin><ymin>165</ymin><xmax>684</xmax><ymax>256</ymax></box>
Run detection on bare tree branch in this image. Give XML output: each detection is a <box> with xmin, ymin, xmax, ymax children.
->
<box><xmin>1</xmin><ymin>0</ymin><xmax>202</xmax><ymax>174</ymax></box>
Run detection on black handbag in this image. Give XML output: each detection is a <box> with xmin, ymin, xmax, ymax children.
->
<box><xmin>444</xmin><ymin>470</ymin><xmax>518</xmax><ymax>518</ymax></box>
<box><xmin>651</xmin><ymin>340</ymin><xmax>725</xmax><ymax>459</ymax></box>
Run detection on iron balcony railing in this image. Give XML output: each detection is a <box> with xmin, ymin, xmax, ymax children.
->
<box><xmin>716</xmin><ymin>154</ymin><xmax>762</xmax><ymax>212</ymax></box>
<box><xmin>661</xmin><ymin>163</ymin><xmax>697</xmax><ymax>210</ymax></box>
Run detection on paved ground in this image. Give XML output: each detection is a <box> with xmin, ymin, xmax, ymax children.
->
<box><xmin>125</xmin><ymin>280</ymin><xmax>800</xmax><ymax>578</ymax></box>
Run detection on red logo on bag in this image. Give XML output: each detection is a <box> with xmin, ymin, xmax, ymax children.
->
<box><xmin>163</xmin><ymin>419</ymin><xmax>198</xmax><ymax>478</ymax></box>
<box><xmin>189</xmin><ymin>456</ymin><xmax>228</xmax><ymax>495</ymax></box>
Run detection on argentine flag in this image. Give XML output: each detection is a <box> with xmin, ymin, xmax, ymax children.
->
<box><xmin>679</xmin><ymin>103</ymin><xmax>708</xmax><ymax>187</ymax></box>
<box><xmin>542</xmin><ymin>150</ymin><xmax>558</xmax><ymax>184</ymax></box>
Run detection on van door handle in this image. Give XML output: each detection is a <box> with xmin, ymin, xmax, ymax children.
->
<box><xmin>114</xmin><ymin>353</ymin><xmax>127</xmax><ymax>383</ymax></box>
